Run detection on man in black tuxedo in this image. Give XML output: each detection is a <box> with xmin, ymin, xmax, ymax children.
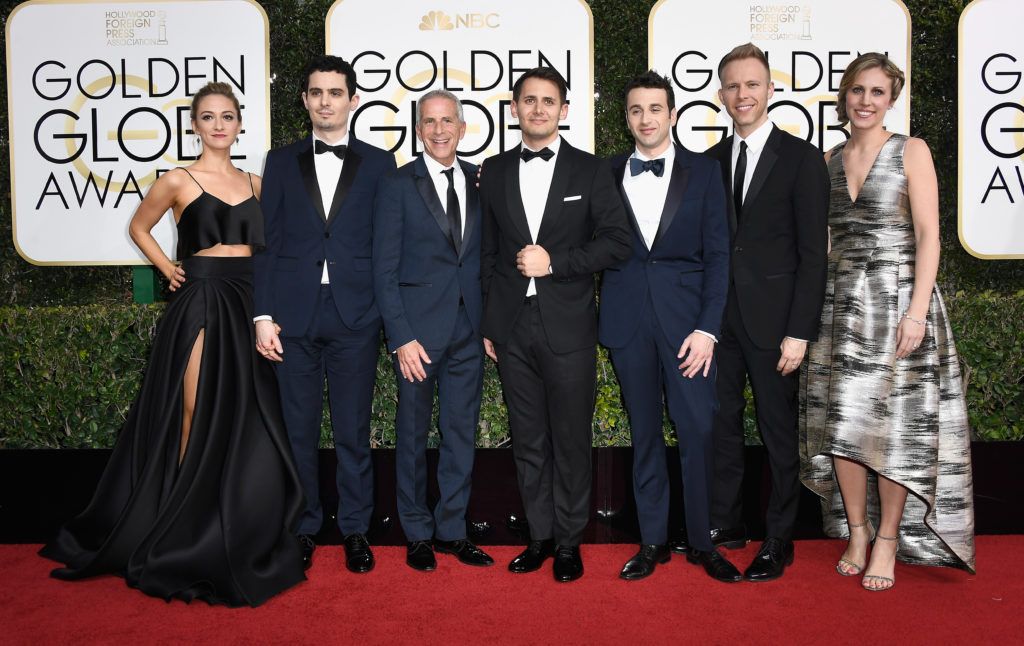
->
<box><xmin>702</xmin><ymin>43</ymin><xmax>828</xmax><ymax>581</ymax></box>
<box><xmin>372</xmin><ymin>90</ymin><xmax>493</xmax><ymax>572</ymax></box>
<box><xmin>479</xmin><ymin>67</ymin><xmax>631</xmax><ymax>582</ymax></box>
<box><xmin>599</xmin><ymin>71</ymin><xmax>740</xmax><ymax>582</ymax></box>
<box><xmin>253</xmin><ymin>55</ymin><xmax>396</xmax><ymax>573</ymax></box>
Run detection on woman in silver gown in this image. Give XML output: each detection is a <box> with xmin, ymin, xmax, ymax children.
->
<box><xmin>800</xmin><ymin>54</ymin><xmax>975</xmax><ymax>591</ymax></box>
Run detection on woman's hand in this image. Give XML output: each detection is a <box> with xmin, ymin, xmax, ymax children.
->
<box><xmin>165</xmin><ymin>265</ymin><xmax>186</xmax><ymax>291</ymax></box>
<box><xmin>895</xmin><ymin>314</ymin><xmax>926</xmax><ymax>359</ymax></box>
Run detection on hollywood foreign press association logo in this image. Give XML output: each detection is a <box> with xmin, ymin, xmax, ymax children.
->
<box><xmin>419</xmin><ymin>10</ymin><xmax>499</xmax><ymax>30</ymax></box>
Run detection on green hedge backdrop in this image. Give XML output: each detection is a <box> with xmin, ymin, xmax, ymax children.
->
<box><xmin>1</xmin><ymin>0</ymin><xmax>1021</xmax><ymax>448</ymax></box>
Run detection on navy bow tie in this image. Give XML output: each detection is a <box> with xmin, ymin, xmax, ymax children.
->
<box><xmin>520</xmin><ymin>147</ymin><xmax>555</xmax><ymax>162</ymax></box>
<box><xmin>315</xmin><ymin>140</ymin><xmax>347</xmax><ymax>159</ymax></box>
<box><xmin>629</xmin><ymin>157</ymin><xmax>665</xmax><ymax>177</ymax></box>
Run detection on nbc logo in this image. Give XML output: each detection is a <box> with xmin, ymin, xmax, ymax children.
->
<box><xmin>419</xmin><ymin>11</ymin><xmax>454</xmax><ymax>30</ymax></box>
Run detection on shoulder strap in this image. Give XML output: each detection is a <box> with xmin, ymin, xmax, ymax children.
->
<box><xmin>180</xmin><ymin>167</ymin><xmax>203</xmax><ymax>190</ymax></box>
<box><xmin>247</xmin><ymin>172</ymin><xmax>255</xmax><ymax>195</ymax></box>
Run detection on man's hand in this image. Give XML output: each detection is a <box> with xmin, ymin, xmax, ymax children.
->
<box><xmin>483</xmin><ymin>337</ymin><xmax>498</xmax><ymax>362</ymax></box>
<box><xmin>677</xmin><ymin>332</ymin><xmax>715</xmax><ymax>378</ymax></box>
<box><xmin>256</xmin><ymin>319</ymin><xmax>284</xmax><ymax>362</ymax></box>
<box><xmin>776</xmin><ymin>337</ymin><xmax>807</xmax><ymax>375</ymax></box>
<box><xmin>516</xmin><ymin>245</ymin><xmax>551</xmax><ymax>278</ymax></box>
<box><xmin>397</xmin><ymin>340</ymin><xmax>431</xmax><ymax>382</ymax></box>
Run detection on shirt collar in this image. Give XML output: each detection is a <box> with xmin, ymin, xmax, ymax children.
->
<box><xmin>522</xmin><ymin>135</ymin><xmax>562</xmax><ymax>157</ymax></box>
<box><xmin>734</xmin><ymin>119</ymin><xmax>773</xmax><ymax>156</ymax></box>
<box><xmin>312</xmin><ymin>131</ymin><xmax>350</xmax><ymax>148</ymax></box>
<box><xmin>422</xmin><ymin>152</ymin><xmax>461</xmax><ymax>177</ymax></box>
<box><xmin>632</xmin><ymin>142</ymin><xmax>675</xmax><ymax>164</ymax></box>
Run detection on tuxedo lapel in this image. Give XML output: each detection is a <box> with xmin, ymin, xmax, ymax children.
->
<box><xmin>459</xmin><ymin>159</ymin><xmax>479</xmax><ymax>259</ymax></box>
<box><xmin>503</xmin><ymin>148</ymin><xmax>532</xmax><ymax>242</ymax></box>
<box><xmin>741</xmin><ymin>125</ymin><xmax>780</xmax><ymax>217</ymax></box>
<box><xmin>613</xmin><ymin>157</ymin><xmax>647</xmax><ymax>254</ymax></box>
<box><xmin>652</xmin><ymin>146</ymin><xmax>690</xmax><ymax>249</ymax></box>
<box><xmin>297</xmin><ymin>142</ymin><xmax>327</xmax><ymax>224</ymax></box>
<box><xmin>717</xmin><ymin>135</ymin><xmax>738</xmax><ymax>235</ymax></box>
<box><xmin>413</xmin><ymin>156</ymin><xmax>454</xmax><ymax>251</ymax></box>
<box><xmin>536</xmin><ymin>141</ymin><xmax>571</xmax><ymax>242</ymax></box>
<box><xmin>326</xmin><ymin>143</ymin><xmax>361</xmax><ymax>226</ymax></box>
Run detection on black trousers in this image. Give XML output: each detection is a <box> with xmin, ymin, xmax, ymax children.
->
<box><xmin>710</xmin><ymin>289</ymin><xmax>801</xmax><ymax>540</ymax></box>
<box><xmin>494</xmin><ymin>298</ymin><xmax>596</xmax><ymax>546</ymax></box>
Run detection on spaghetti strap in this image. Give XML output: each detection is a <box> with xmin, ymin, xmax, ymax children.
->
<box><xmin>247</xmin><ymin>172</ymin><xmax>255</xmax><ymax>196</ymax></box>
<box><xmin>180</xmin><ymin>168</ymin><xmax>203</xmax><ymax>190</ymax></box>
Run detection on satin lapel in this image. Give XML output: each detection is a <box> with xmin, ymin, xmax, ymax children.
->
<box><xmin>503</xmin><ymin>148</ymin><xmax>531</xmax><ymax>242</ymax></box>
<box><xmin>652</xmin><ymin>147</ymin><xmax>690</xmax><ymax>249</ymax></box>
<box><xmin>413</xmin><ymin>156</ymin><xmax>454</xmax><ymax>249</ymax></box>
<box><xmin>298</xmin><ymin>143</ymin><xmax>327</xmax><ymax>224</ymax></box>
<box><xmin>325</xmin><ymin>145</ymin><xmax>361</xmax><ymax>226</ymax></box>
<box><xmin>718</xmin><ymin>135</ymin><xmax>738</xmax><ymax>235</ymax></box>
<box><xmin>459</xmin><ymin>159</ymin><xmax>479</xmax><ymax>259</ymax></box>
<box><xmin>741</xmin><ymin>126</ymin><xmax>780</xmax><ymax>217</ymax></box>
<box><xmin>536</xmin><ymin>143</ymin><xmax>571</xmax><ymax>242</ymax></box>
<box><xmin>613</xmin><ymin>157</ymin><xmax>647</xmax><ymax>254</ymax></box>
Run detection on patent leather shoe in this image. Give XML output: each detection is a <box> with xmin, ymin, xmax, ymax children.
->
<box><xmin>686</xmin><ymin>548</ymin><xmax>743</xmax><ymax>582</ymax></box>
<box><xmin>620</xmin><ymin>544</ymin><xmax>671</xmax><ymax>580</ymax></box>
<box><xmin>508</xmin><ymin>539</ymin><xmax>554</xmax><ymax>573</ymax></box>
<box><xmin>669</xmin><ymin>532</ymin><xmax>690</xmax><ymax>554</ymax></box>
<box><xmin>434</xmin><ymin>538</ymin><xmax>494</xmax><ymax>567</ymax></box>
<box><xmin>710</xmin><ymin>525</ymin><xmax>748</xmax><ymax>549</ymax></box>
<box><xmin>343</xmin><ymin>533</ymin><xmax>375</xmax><ymax>573</ymax></box>
<box><xmin>553</xmin><ymin>545</ymin><xmax>584</xmax><ymax>582</ymax></box>
<box><xmin>406</xmin><ymin>540</ymin><xmax>436</xmax><ymax>571</ymax></box>
<box><xmin>298</xmin><ymin>534</ymin><xmax>316</xmax><ymax>571</ymax></box>
<box><xmin>744</xmin><ymin>537</ymin><xmax>794</xmax><ymax>582</ymax></box>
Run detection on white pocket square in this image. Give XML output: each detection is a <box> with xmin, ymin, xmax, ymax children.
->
<box><xmin>563</xmin><ymin>195</ymin><xmax>582</xmax><ymax>202</ymax></box>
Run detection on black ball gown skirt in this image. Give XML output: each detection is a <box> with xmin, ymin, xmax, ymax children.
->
<box><xmin>40</xmin><ymin>256</ymin><xmax>306</xmax><ymax>607</ymax></box>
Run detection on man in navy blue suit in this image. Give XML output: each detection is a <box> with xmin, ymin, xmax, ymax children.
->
<box><xmin>599</xmin><ymin>71</ymin><xmax>740</xmax><ymax>582</ymax></box>
<box><xmin>372</xmin><ymin>90</ymin><xmax>493</xmax><ymax>572</ymax></box>
<box><xmin>253</xmin><ymin>55</ymin><xmax>396</xmax><ymax>574</ymax></box>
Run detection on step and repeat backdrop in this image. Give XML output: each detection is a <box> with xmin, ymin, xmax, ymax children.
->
<box><xmin>5</xmin><ymin>0</ymin><xmax>1022</xmax><ymax>263</ymax></box>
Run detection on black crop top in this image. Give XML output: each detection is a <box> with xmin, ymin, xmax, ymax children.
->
<box><xmin>175</xmin><ymin>168</ymin><xmax>266</xmax><ymax>259</ymax></box>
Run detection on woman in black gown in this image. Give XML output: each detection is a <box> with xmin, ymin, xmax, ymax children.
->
<box><xmin>40</xmin><ymin>83</ymin><xmax>306</xmax><ymax>607</ymax></box>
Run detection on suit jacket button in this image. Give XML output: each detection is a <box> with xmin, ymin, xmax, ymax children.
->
<box><xmin>734</xmin><ymin>246</ymin><xmax>742</xmax><ymax>252</ymax></box>
<box><xmin>316</xmin><ymin>260</ymin><xmax>323</xmax><ymax>267</ymax></box>
<box><xmin>324</xmin><ymin>232</ymin><xmax>331</xmax><ymax>238</ymax></box>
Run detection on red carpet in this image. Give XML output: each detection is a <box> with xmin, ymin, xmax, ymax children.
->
<box><xmin>2</xmin><ymin>537</ymin><xmax>1019</xmax><ymax>645</ymax></box>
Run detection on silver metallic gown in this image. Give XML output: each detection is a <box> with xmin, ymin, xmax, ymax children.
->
<box><xmin>799</xmin><ymin>134</ymin><xmax>975</xmax><ymax>573</ymax></box>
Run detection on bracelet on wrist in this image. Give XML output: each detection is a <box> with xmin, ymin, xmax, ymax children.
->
<box><xmin>902</xmin><ymin>311</ymin><xmax>926</xmax><ymax>327</ymax></box>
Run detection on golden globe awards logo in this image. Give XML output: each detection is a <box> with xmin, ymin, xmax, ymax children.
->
<box><xmin>418</xmin><ymin>10</ymin><xmax>500</xmax><ymax>30</ymax></box>
<box><xmin>104</xmin><ymin>8</ymin><xmax>169</xmax><ymax>47</ymax></box>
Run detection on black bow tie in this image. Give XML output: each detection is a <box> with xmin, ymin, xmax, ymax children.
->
<box><xmin>315</xmin><ymin>140</ymin><xmax>347</xmax><ymax>159</ymax></box>
<box><xmin>629</xmin><ymin>157</ymin><xmax>665</xmax><ymax>177</ymax></box>
<box><xmin>520</xmin><ymin>147</ymin><xmax>555</xmax><ymax>163</ymax></box>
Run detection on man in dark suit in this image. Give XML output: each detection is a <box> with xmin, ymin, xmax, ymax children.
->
<box><xmin>701</xmin><ymin>43</ymin><xmax>829</xmax><ymax>581</ymax></box>
<box><xmin>253</xmin><ymin>55</ymin><xmax>396</xmax><ymax>574</ymax></box>
<box><xmin>479</xmin><ymin>67</ymin><xmax>632</xmax><ymax>582</ymax></box>
<box><xmin>372</xmin><ymin>90</ymin><xmax>493</xmax><ymax>572</ymax></box>
<box><xmin>599</xmin><ymin>71</ymin><xmax>740</xmax><ymax>582</ymax></box>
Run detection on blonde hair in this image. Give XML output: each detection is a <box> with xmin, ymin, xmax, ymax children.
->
<box><xmin>717</xmin><ymin>43</ymin><xmax>771</xmax><ymax>81</ymax></box>
<box><xmin>190</xmin><ymin>82</ymin><xmax>241</xmax><ymax>122</ymax></box>
<box><xmin>835</xmin><ymin>53</ymin><xmax>905</xmax><ymax>126</ymax></box>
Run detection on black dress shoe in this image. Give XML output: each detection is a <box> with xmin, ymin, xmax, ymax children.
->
<box><xmin>434</xmin><ymin>538</ymin><xmax>494</xmax><ymax>567</ymax></box>
<box><xmin>710</xmin><ymin>526</ymin><xmax>748</xmax><ymax>550</ymax></box>
<box><xmin>744</xmin><ymin>537</ymin><xmax>794</xmax><ymax>582</ymax></box>
<box><xmin>406</xmin><ymin>540</ymin><xmax>436</xmax><ymax>571</ymax></box>
<box><xmin>508</xmin><ymin>539</ymin><xmax>554</xmax><ymax>573</ymax></box>
<box><xmin>620</xmin><ymin>544</ymin><xmax>671</xmax><ymax>580</ymax></box>
<box><xmin>343</xmin><ymin>533</ymin><xmax>375</xmax><ymax>573</ymax></box>
<box><xmin>669</xmin><ymin>533</ymin><xmax>690</xmax><ymax>554</ymax></box>
<box><xmin>686</xmin><ymin>548</ymin><xmax>743</xmax><ymax>582</ymax></box>
<box><xmin>553</xmin><ymin>545</ymin><xmax>584</xmax><ymax>582</ymax></box>
<box><xmin>298</xmin><ymin>534</ymin><xmax>316</xmax><ymax>571</ymax></box>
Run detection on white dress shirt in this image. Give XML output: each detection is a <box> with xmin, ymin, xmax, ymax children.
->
<box><xmin>422</xmin><ymin>153</ymin><xmax>466</xmax><ymax>237</ymax></box>
<box><xmin>730</xmin><ymin>119</ymin><xmax>773</xmax><ymax>205</ymax></box>
<box><xmin>518</xmin><ymin>136</ymin><xmax>561</xmax><ymax>297</ymax></box>
<box><xmin>313</xmin><ymin>131</ymin><xmax>349</xmax><ymax>284</ymax></box>
<box><xmin>622</xmin><ymin>144</ymin><xmax>674</xmax><ymax>251</ymax></box>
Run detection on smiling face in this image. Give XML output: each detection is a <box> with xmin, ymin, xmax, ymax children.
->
<box><xmin>192</xmin><ymin>94</ymin><xmax>241</xmax><ymax>150</ymax></box>
<box><xmin>510</xmin><ymin>77</ymin><xmax>569</xmax><ymax>148</ymax></box>
<box><xmin>626</xmin><ymin>86</ymin><xmax>676</xmax><ymax>158</ymax></box>
<box><xmin>416</xmin><ymin>96</ymin><xmax>466</xmax><ymax>167</ymax></box>
<box><xmin>844</xmin><ymin>66</ymin><xmax>896</xmax><ymax>132</ymax></box>
<box><xmin>718</xmin><ymin>57</ymin><xmax>774</xmax><ymax>138</ymax></box>
<box><xmin>302</xmin><ymin>70</ymin><xmax>359</xmax><ymax>141</ymax></box>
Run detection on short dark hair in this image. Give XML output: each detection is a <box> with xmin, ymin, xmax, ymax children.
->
<box><xmin>302</xmin><ymin>55</ymin><xmax>357</xmax><ymax>98</ymax></box>
<box><xmin>623</xmin><ymin>70</ymin><xmax>675</xmax><ymax>112</ymax></box>
<box><xmin>512</xmin><ymin>67</ymin><xmax>568</xmax><ymax>104</ymax></box>
<box><xmin>717</xmin><ymin>43</ymin><xmax>771</xmax><ymax>81</ymax></box>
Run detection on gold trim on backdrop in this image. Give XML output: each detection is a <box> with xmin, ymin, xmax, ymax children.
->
<box><xmin>5</xmin><ymin>0</ymin><xmax>273</xmax><ymax>266</ymax></box>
